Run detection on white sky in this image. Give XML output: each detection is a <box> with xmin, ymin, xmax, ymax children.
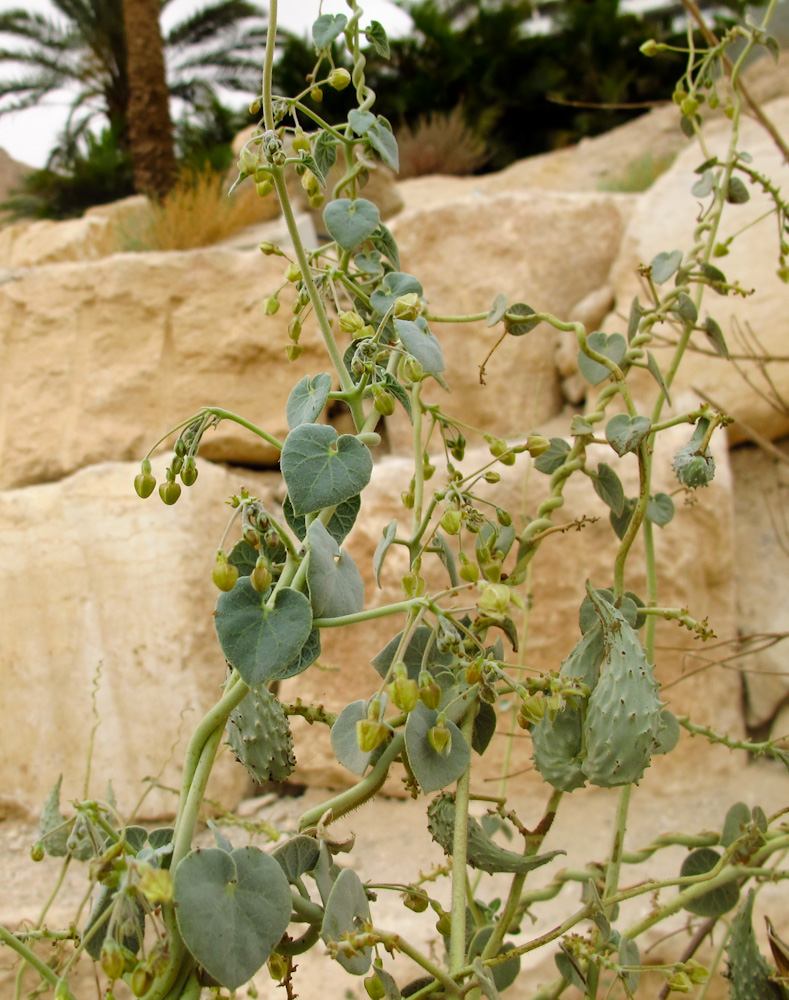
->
<box><xmin>0</xmin><ymin>0</ymin><xmax>414</xmax><ymax>167</ymax></box>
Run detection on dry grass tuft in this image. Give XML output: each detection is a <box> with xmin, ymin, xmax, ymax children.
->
<box><xmin>395</xmin><ymin>106</ymin><xmax>490</xmax><ymax>179</ymax></box>
<box><xmin>117</xmin><ymin>166</ymin><xmax>279</xmax><ymax>252</ymax></box>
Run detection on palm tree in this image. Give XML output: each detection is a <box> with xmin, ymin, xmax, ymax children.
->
<box><xmin>122</xmin><ymin>0</ymin><xmax>175</xmax><ymax>198</ymax></box>
<box><xmin>0</xmin><ymin>0</ymin><xmax>271</xmax><ymax>162</ymax></box>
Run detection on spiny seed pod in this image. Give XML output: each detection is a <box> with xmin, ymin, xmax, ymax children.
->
<box><xmin>180</xmin><ymin>457</ymin><xmax>198</xmax><ymax>486</ymax></box>
<box><xmin>226</xmin><ymin>685</ymin><xmax>296</xmax><ymax>783</ymax></box>
<box><xmin>530</xmin><ymin>621</ymin><xmax>605</xmax><ymax>791</ymax></box>
<box><xmin>159</xmin><ymin>481</ymin><xmax>181</xmax><ymax>505</ymax></box>
<box><xmin>581</xmin><ymin>586</ymin><xmax>664</xmax><ymax>788</ymax></box>
<box><xmin>673</xmin><ymin>418</ymin><xmax>716</xmax><ymax>489</ymax></box>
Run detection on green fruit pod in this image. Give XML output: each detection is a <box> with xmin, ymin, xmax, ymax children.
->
<box><xmin>226</xmin><ymin>685</ymin><xmax>295</xmax><ymax>783</ymax></box>
<box><xmin>531</xmin><ymin>622</ymin><xmax>604</xmax><ymax>791</ymax></box>
<box><xmin>581</xmin><ymin>586</ymin><xmax>663</xmax><ymax>788</ymax></box>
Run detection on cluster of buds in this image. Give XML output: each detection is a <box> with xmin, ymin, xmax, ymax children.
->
<box><xmin>134</xmin><ymin>419</ymin><xmax>204</xmax><ymax>504</ymax></box>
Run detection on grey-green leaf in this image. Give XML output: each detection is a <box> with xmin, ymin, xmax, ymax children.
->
<box><xmin>505</xmin><ymin>302</ymin><xmax>540</xmax><ymax>337</ymax></box>
<box><xmin>679</xmin><ymin>848</ymin><xmax>740</xmax><ymax>917</ymax></box>
<box><xmin>405</xmin><ymin>703</ymin><xmax>469</xmax><ymax>793</ymax></box>
<box><xmin>215</xmin><ymin>581</ymin><xmax>313</xmax><ymax>686</ymax></box>
<box><xmin>646</xmin><ymin>351</ymin><xmax>672</xmax><ymax>404</ymax></box>
<box><xmin>367</xmin><ymin>117</ymin><xmax>399</xmax><ymax>172</ymax></box>
<box><xmin>281</xmin><ymin>424</ymin><xmax>373</xmax><ymax>516</ymax></box>
<box><xmin>577</xmin><ymin>332</ymin><xmax>627</xmax><ymax>386</ymax></box>
<box><xmin>322</xmin><ymin>868</ymin><xmax>373</xmax><ymax>974</ymax></box>
<box><xmin>307</xmin><ymin>520</ymin><xmax>364</xmax><ymax>619</ymax></box>
<box><xmin>702</xmin><ymin>316</ymin><xmax>729</xmax><ymax>358</ymax></box>
<box><xmin>593</xmin><ymin>463</ymin><xmax>625</xmax><ymax>516</ymax></box>
<box><xmin>487</xmin><ymin>293</ymin><xmax>507</xmax><ymax>327</ymax></box>
<box><xmin>721</xmin><ymin>802</ymin><xmax>751</xmax><ymax>848</ymax></box>
<box><xmin>534</xmin><ymin>437</ymin><xmax>571</xmax><ymax>474</ymax></box>
<box><xmin>627</xmin><ymin>296</ymin><xmax>642</xmax><ymax>343</ymax></box>
<box><xmin>324</xmin><ymin>198</ymin><xmax>380</xmax><ymax>251</ymax></box>
<box><xmin>312</xmin><ymin>12</ymin><xmax>347</xmax><ymax>47</ymax></box>
<box><xmin>646</xmin><ymin>492</ymin><xmax>674</xmax><ymax>527</ymax></box>
<box><xmin>272</xmin><ymin>835</ymin><xmax>320</xmax><ymax>882</ymax></box>
<box><xmin>364</xmin><ymin>20</ymin><xmax>390</xmax><ymax>58</ymax></box>
<box><xmin>372</xmin><ymin>626</ymin><xmax>453</xmax><ymax>680</ymax></box>
<box><xmin>605</xmin><ymin>414</ymin><xmax>651</xmax><ymax>457</ymax></box>
<box><xmin>287</xmin><ymin>373</ymin><xmax>332</xmax><ymax>429</ymax></box>
<box><xmin>314</xmin><ymin>131</ymin><xmax>337</xmax><ymax>178</ymax></box>
<box><xmin>726</xmin><ymin>176</ymin><xmax>750</xmax><ymax>204</ymax></box>
<box><xmin>39</xmin><ymin>776</ymin><xmax>69</xmax><ymax>857</ymax></box>
<box><xmin>370</xmin><ymin>272</ymin><xmax>423</xmax><ymax>315</ymax></box>
<box><xmin>651</xmin><ymin>249</ymin><xmax>683</xmax><ymax>284</ymax></box>
<box><xmin>348</xmin><ymin>109</ymin><xmax>376</xmax><ymax>135</ymax></box>
<box><xmin>284</xmin><ymin>492</ymin><xmax>361</xmax><ymax>545</ymax></box>
<box><xmin>395</xmin><ymin>319</ymin><xmax>446</xmax><ymax>373</ymax></box>
<box><xmin>331</xmin><ymin>700</ymin><xmax>373</xmax><ymax>775</ymax></box>
<box><xmin>370</xmin><ymin>224</ymin><xmax>400</xmax><ymax>270</ymax></box>
<box><xmin>175</xmin><ymin>846</ymin><xmax>291</xmax><ymax>990</ymax></box>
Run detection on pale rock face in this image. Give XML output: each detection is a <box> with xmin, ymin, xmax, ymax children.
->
<box><xmin>0</xmin><ymin>248</ymin><xmax>328</xmax><ymax>489</ymax></box>
<box><xmin>729</xmin><ymin>438</ymin><xmax>789</xmax><ymax>728</ymax></box>
<box><xmin>384</xmin><ymin>191</ymin><xmax>633</xmax><ymax>453</ymax></box>
<box><xmin>601</xmin><ymin>96</ymin><xmax>789</xmax><ymax>445</ymax></box>
<box><xmin>283</xmin><ymin>421</ymin><xmax>739</xmax><ymax>792</ymax></box>
<box><xmin>0</xmin><ymin>460</ymin><xmax>280</xmax><ymax>817</ymax></box>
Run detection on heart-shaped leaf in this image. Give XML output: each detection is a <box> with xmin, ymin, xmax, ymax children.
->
<box><xmin>372</xmin><ymin>626</ymin><xmax>453</xmax><ymax>680</ymax></box>
<box><xmin>276</xmin><ymin>627</ymin><xmax>321</xmax><ymax>681</ymax></box>
<box><xmin>534</xmin><ymin>437</ymin><xmax>571</xmax><ymax>474</ymax></box>
<box><xmin>646</xmin><ymin>492</ymin><xmax>674</xmax><ymax>527</ymax></box>
<box><xmin>679</xmin><ymin>848</ymin><xmax>740</xmax><ymax>917</ymax></box>
<box><xmin>322</xmin><ymin>868</ymin><xmax>372</xmax><ymax>974</ymax></box>
<box><xmin>284</xmin><ymin>492</ymin><xmax>361</xmax><ymax>545</ymax></box>
<box><xmin>505</xmin><ymin>302</ymin><xmax>540</xmax><ymax>337</ymax></box>
<box><xmin>215</xmin><ymin>580</ymin><xmax>313</xmax><ymax>686</ymax></box>
<box><xmin>281</xmin><ymin>424</ymin><xmax>373</xmax><ymax>516</ymax></box>
<box><xmin>364</xmin><ymin>20</ymin><xmax>389</xmax><ymax>58</ymax></box>
<box><xmin>605</xmin><ymin>414</ymin><xmax>651</xmax><ymax>456</ymax></box>
<box><xmin>324</xmin><ymin>198</ymin><xmax>380</xmax><ymax>251</ymax></box>
<box><xmin>314</xmin><ymin>130</ymin><xmax>337</xmax><ymax>178</ymax></box>
<box><xmin>370</xmin><ymin>271</ymin><xmax>423</xmax><ymax>315</ymax></box>
<box><xmin>366</xmin><ymin>117</ymin><xmax>399</xmax><ymax>172</ymax></box>
<box><xmin>348</xmin><ymin>109</ymin><xmax>376</xmax><ymax>135</ymax></box>
<box><xmin>593</xmin><ymin>463</ymin><xmax>625</xmax><ymax>516</ymax></box>
<box><xmin>312</xmin><ymin>12</ymin><xmax>347</xmax><ymax>47</ymax></box>
<box><xmin>395</xmin><ymin>319</ymin><xmax>445</xmax><ymax>373</ymax></box>
<box><xmin>331</xmin><ymin>700</ymin><xmax>373</xmax><ymax>775</ymax></box>
<box><xmin>651</xmin><ymin>249</ymin><xmax>683</xmax><ymax>284</ymax></box>
<box><xmin>271</xmin><ymin>836</ymin><xmax>320</xmax><ymax>883</ymax></box>
<box><xmin>287</xmin><ymin>373</ymin><xmax>332</xmax><ymax>429</ymax></box>
<box><xmin>307</xmin><ymin>520</ymin><xmax>364</xmax><ymax>619</ymax></box>
<box><xmin>578</xmin><ymin>332</ymin><xmax>627</xmax><ymax>386</ymax></box>
<box><xmin>370</xmin><ymin>224</ymin><xmax>400</xmax><ymax>269</ymax></box>
<box><xmin>405</xmin><ymin>703</ymin><xmax>470</xmax><ymax>793</ymax></box>
<box><xmin>487</xmin><ymin>293</ymin><xmax>507</xmax><ymax>327</ymax></box>
<box><xmin>175</xmin><ymin>846</ymin><xmax>291</xmax><ymax>989</ymax></box>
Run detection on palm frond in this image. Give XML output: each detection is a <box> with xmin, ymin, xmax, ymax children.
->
<box><xmin>165</xmin><ymin>0</ymin><xmax>266</xmax><ymax>47</ymax></box>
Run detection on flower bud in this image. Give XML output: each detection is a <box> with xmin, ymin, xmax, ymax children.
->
<box><xmin>439</xmin><ymin>509</ymin><xmax>462</xmax><ymax>535</ymax></box>
<box><xmin>496</xmin><ymin>507</ymin><xmax>512</xmax><ymax>527</ymax></box>
<box><xmin>525</xmin><ymin>434</ymin><xmax>550</xmax><ymax>456</ymax></box>
<box><xmin>238</xmin><ymin>146</ymin><xmax>259</xmax><ymax>174</ymax></box>
<box><xmin>339</xmin><ymin>310</ymin><xmax>366</xmax><ymax>335</ymax></box>
<box><xmin>249</xmin><ymin>99</ymin><xmax>261</xmax><ymax>115</ymax></box>
<box><xmin>310</xmin><ymin>86</ymin><xmax>323</xmax><ymax>102</ymax></box>
<box><xmin>373</xmin><ymin>389</ymin><xmax>396</xmax><ymax>416</ymax></box>
<box><xmin>393</xmin><ymin>293</ymin><xmax>421</xmax><ymax>321</ymax></box>
<box><xmin>466</xmin><ymin>658</ymin><xmax>484</xmax><ymax>684</ymax></box>
<box><xmin>328</xmin><ymin>67</ymin><xmax>351</xmax><ymax>90</ymax></box>
<box><xmin>477</xmin><ymin>582</ymin><xmax>512</xmax><ymax>618</ymax></box>
<box><xmin>138</xmin><ymin>867</ymin><xmax>173</xmax><ymax>905</ymax></box>
<box><xmin>130</xmin><ymin>965</ymin><xmax>154</xmax><ymax>998</ymax></box>
<box><xmin>666</xmin><ymin>972</ymin><xmax>693</xmax><ymax>994</ymax></box>
<box><xmin>364</xmin><ymin>974</ymin><xmax>386</xmax><ymax>1000</ymax></box>
<box><xmin>519</xmin><ymin>694</ymin><xmax>547</xmax><ymax>726</ymax></box>
<box><xmin>483</xmin><ymin>471</ymin><xmax>501</xmax><ymax>483</ymax></box>
<box><xmin>134</xmin><ymin>468</ymin><xmax>156</xmax><ymax>499</ymax></box>
<box><xmin>681</xmin><ymin>97</ymin><xmax>699</xmax><ymax>116</ymax></box>
<box><xmin>428</xmin><ymin>719</ymin><xmax>451</xmax><ymax>755</ymax></box>
<box><xmin>388</xmin><ymin>675</ymin><xmax>419</xmax><ymax>713</ymax></box>
<box><xmin>684</xmin><ymin>960</ymin><xmax>708</xmax><ymax>985</ymax></box>
<box><xmin>639</xmin><ymin>38</ymin><xmax>660</xmax><ymax>56</ymax></box>
<box><xmin>309</xmin><ymin>193</ymin><xmax>325</xmax><ymax>209</ymax></box>
<box><xmin>487</xmin><ymin>436</ymin><xmax>508</xmax><ymax>457</ymax></box>
<box><xmin>401</xmin><ymin>490</ymin><xmax>414</xmax><ymax>509</ymax></box>
<box><xmin>435</xmin><ymin>912</ymin><xmax>452</xmax><ymax>936</ymax></box>
<box><xmin>159</xmin><ymin>481</ymin><xmax>181</xmax><ymax>505</ymax></box>
<box><xmin>356</xmin><ymin>718</ymin><xmax>389</xmax><ymax>753</ymax></box>
<box><xmin>401</xmin><ymin>572</ymin><xmax>424</xmax><ymax>597</ymax></box>
<box><xmin>170</xmin><ymin>454</ymin><xmax>183</xmax><ymax>475</ymax></box>
<box><xmin>285</xmin><ymin>262</ymin><xmax>302</xmax><ymax>283</ymax></box>
<box><xmin>301</xmin><ymin>171</ymin><xmax>319</xmax><ymax>196</ymax></box>
<box><xmin>292</xmin><ymin>128</ymin><xmax>311</xmax><ymax>153</ymax></box>
<box><xmin>459</xmin><ymin>562</ymin><xmax>480</xmax><ymax>583</ymax></box>
<box><xmin>418</xmin><ymin>673</ymin><xmax>442</xmax><ymax>711</ymax></box>
<box><xmin>101</xmin><ymin>939</ymin><xmax>125</xmax><ymax>981</ymax></box>
<box><xmin>180</xmin><ymin>456</ymin><xmax>198</xmax><ymax>486</ymax></box>
<box><xmin>259</xmin><ymin>241</ymin><xmax>283</xmax><ymax>256</ymax></box>
<box><xmin>262</xmin><ymin>295</ymin><xmax>280</xmax><ymax>315</ymax></box>
<box><xmin>268</xmin><ymin>953</ymin><xmax>289</xmax><ymax>982</ymax></box>
<box><xmin>30</xmin><ymin>841</ymin><xmax>45</xmax><ymax>862</ymax></box>
<box><xmin>286</xmin><ymin>344</ymin><xmax>303</xmax><ymax>361</ymax></box>
<box><xmin>212</xmin><ymin>552</ymin><xmax>239</xmax><ymax>593</ymax></box>
<box><xmin>403</xmin><ymin>356</ymin><xmax>424</xmax><ymax>382</ymax></box>
<box><xmin>250</xmin><ymin>558</ymin><xmax>272</xmax><ymax>592</ymax></box>
<box><xmin>402</xmin><ymin>887</ymin><xmax>429</xmax><ymax>912</ymax></box>
<box><xmin>256</xmin><ymin>179</ymin><xmax>274</xmax><ymax>198</ymax></box>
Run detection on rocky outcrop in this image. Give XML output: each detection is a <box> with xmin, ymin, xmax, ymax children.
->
<box><xmin>0</xmin><ymin>460</ymin><xmax>280</xmax><ymax>818</ymax></box>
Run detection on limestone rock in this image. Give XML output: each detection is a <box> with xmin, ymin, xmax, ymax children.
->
<box><xmin>0</xmin><ymin>248</ymin><xmax>328</xmax><ymax>488</ymax></box>
<box><xmin>730</xmin><ymin>438</ymin><xmax>789</xmax><ymax>727</ymax></box>
<box><xmin>384</xmin><ymin>191</ymin><xmax>633</xmax><ymax>453</ymax></box>
<box><xmin>0</xmin><ymin>460</ymin><xmax>280</xmax><ymax>817</ymax></box>
<box><xmin>283</xmin><ymin>420</ymin><xmax>739</xmax><ymax>791</ymax></box>
<box><xmin>602</xmin><ymin>96</ymin><xmax>789</xmax><ymax>445</ymax></box>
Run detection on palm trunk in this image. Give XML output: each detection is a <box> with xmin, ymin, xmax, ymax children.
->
<box><xmin>122</xmin><ymin>0</ymin><xmax>176</xmax><ymax>199</ymax></box>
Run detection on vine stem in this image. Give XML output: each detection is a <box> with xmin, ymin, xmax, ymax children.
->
<box><xmin>603</xmin><ymin>784</ymin><xmax>632</xmax><ymax>911</ymax></box>
<box><xmin>449</xmin><ymin>707</ymin><xmax>477</xmax><ymax>975</ymax></box>
<box><xmin>0</xmin><ymin>925</ymin><xmax>77</xmax><ymax>1000</ymax></box>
